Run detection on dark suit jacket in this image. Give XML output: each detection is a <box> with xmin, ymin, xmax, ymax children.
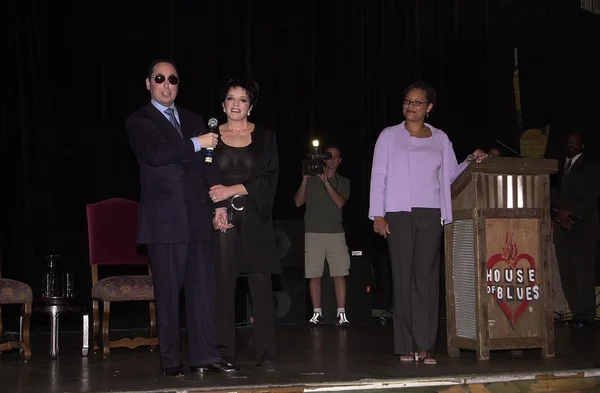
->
<box><xmin>551</xmin><ymin>153</ymin><xmax>600</xmax><ymax>241</ymax></box>
<box><xmin>126</xmin><ymin>102</ymin><xmax>224</xmax><ymax>244</ymax></box>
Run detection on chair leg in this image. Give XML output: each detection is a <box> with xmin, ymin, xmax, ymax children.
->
<box><xmin>149</xmin><ymin>301</ymin><xmax>157</xmax><ymax>351</ymax></box>
<box><xmin>102</xmin><ymin>301</ymin><xmax>110</xmax><ymax>357</ymax></box>
<box><xmin>92</xmin><ymin>300</ymin><xmax>100</xmax><ymax>354</ymax></box>
<box><xmin>0</xmin><ymin>307</ymin><xmax>3</xmax><ymax>338</ymax></box>
<box><xmin>21</xmin><ymin>303</ymin><xmax>32</xmax><ymax>361</ymax></box>
<box><xmin>82</xmin><ymin>313</ymin><xmax>89</xmax><ymax>356</ymax></box>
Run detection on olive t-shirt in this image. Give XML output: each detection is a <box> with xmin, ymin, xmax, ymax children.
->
<box><xmin>304</xmin><ymin>174</ymin><xmax>350</xmax><ymax>233</ymax></box>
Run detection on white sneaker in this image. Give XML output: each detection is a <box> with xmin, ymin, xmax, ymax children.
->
<box><xmin>309</xmin><ymin>312</ymin><xmax>323</xmax><ymax>325</ymax></box>
<box><xmin>336</xmin><ymin>312</ymin><xmax>350</xmax><ymax>326</ymax></box>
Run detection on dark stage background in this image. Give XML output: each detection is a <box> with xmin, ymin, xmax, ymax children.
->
<box><xmin>2</xmin><ymin>1</ymin><xmax>598</xmax><ymax>307</ymax></box>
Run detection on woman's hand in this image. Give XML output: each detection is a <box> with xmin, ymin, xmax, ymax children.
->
<box><xmin>213</xmin><ymin>208</ymin><xmax>234</xmax><ymax>232</ymax></box>
<box><xmin>469</xmin><ymin>149</ymin><xmax>488</xmax><ymax>163</ymax></box>
<box><xmin>373</xmin><ymin>216</ymin><xmax>390</xmax><ymax>238</ymax></box>
<box><xmin>209</xmin><ymin>185</ymin><xmax>234</xmax><ymax>203</ymax></box>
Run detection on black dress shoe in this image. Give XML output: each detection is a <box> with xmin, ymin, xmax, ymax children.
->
<box><xmin>257</xmin><ymin>360</ymin><xmax>277</xmax><ymax>372</ymax></box>
<box><xmin>190</xmin><ymin>361</ymin><xmax>239</xmax><ymax>374</ymax></box>
<box><xmin>565</xmin><ymin>319</ymin><xmax>590</xmax><ymax>328</ymax></box>
<box><xmin>163</xmin><ymin>366</ymin><xmax>185</xmax><ymax>377</ymax></box>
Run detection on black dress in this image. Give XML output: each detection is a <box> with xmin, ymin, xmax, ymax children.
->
<box><xmin>215</xmin><ymin>143</ymin><xmax>253</xmax><ymax>270</ymax></box>
<box><xmin>214</xmin><ymin>140</ymin><xmax>277</xmax><ymax>365</ymax></box>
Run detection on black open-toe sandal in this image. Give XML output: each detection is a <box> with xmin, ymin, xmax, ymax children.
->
<box><xmin>415</xmin><ymin>350</ymin><xmax>437</xmax><ymax>365</ymax></box>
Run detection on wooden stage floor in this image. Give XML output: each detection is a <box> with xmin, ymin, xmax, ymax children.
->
<box><xmin>1</xmin><ymin>320</ymin><xmax>599</xmax><ymax>393</ymax></box>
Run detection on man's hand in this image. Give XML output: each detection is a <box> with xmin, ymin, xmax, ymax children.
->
<box><xmin>213</xmin><ymin>208</ymin><xmax>233</xmax><ymax>232</ymax></box>
<box><xmin>373</xmin><ymin>216</ymin><xmax>391</xmax><ymax>238</ymax></box>
<box><xmin>316</xmin><ymin>173</ymin><xmax>329</xmax><ymax>184</ymax></box>
<box><xmin>209</xmin><ymin>184</ymin><xmax>233</xmax><ymax>203</ymax></box>
<box><xmin>295</xmin><ymin>175</ymin><xmax>310</xmax><ymax>207</ymax></box>
<box><xmin>554</xmin><ymin>209</ymin><xmax>574</xmax><ymax>229</ymax></box>
<box><xmin>318</xmin><ymin>172</ymin><xmax>347</xmax><ymax>208</ymax></box>
<box><xmin>197</xmin><ymin>133</ymin><xmax>219</xmax><ymax>149</ymax></box>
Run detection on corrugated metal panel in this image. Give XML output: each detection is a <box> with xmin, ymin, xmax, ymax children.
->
<box><xmin>452</xmin><ymin>220</ymin><xmax>477</xmax><ymax>339</ymax></box>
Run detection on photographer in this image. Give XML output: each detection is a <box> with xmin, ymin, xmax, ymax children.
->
<box><xmin>294</xmin><ymin>146</ymin><xmax>351</xmax><ymax>326</ymax></box>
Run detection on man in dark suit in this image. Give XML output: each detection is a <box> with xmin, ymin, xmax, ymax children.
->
<box><xmin>126</xmin><ymin>60</ymin><xmax>238</xmax><ymax>376</ymax></box>
<box><xmin>552</xmin><ymin>131</ymin><xmax>600</xmax><ymax>327</ymax></box>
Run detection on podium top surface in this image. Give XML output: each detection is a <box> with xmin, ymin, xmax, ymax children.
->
<box><xmin>451</xmin><ymin>157</ymin><xmax>558</xmax><ymax>196</ymax></box>
<box><xmin>460</xmin><ymin>157</ymin><xmax>558</xmax><ymax>175</ymax></box>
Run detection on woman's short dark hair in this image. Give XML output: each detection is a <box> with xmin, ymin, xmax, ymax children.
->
<box><xmin>403</xmin><ymin>81</ymin><xmax>437</xmax><ymax>110</ymax></box>
<box><xmin>220</xmin><ymin>76</ymin><xmax>260</xmax><ymax>106</ymax></box>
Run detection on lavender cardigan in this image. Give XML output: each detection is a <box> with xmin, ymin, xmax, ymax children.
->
<box><xmin>368</xmin><ymin>121</ymin><xmax>469</xmax><ymax>225</ymax></box>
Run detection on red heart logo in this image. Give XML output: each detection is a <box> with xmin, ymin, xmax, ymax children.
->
<box><xmin>487</xmin><ymin>252</ymin><xmax>536</xmax><ymax>326</ymax></box>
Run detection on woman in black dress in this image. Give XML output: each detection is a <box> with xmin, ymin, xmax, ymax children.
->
<box><xmin>209</xmin><ymin>76</ymin><xmax>279</xmax><ymax>372</ymax></box>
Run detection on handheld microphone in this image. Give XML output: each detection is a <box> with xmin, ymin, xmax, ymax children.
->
<box><xmin>205</xmin><ymin>118</ymin><xmax>218</xmax><ymax>167</ymax></box>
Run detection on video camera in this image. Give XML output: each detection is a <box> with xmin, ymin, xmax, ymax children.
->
<box><xmin>301</xmin><ymin>140</ymin><xmax>332</xmax><ymax>176</ymax></box>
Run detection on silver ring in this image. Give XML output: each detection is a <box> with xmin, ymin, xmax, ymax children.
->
<box><xmin>230</xmin><ymin>195</ymin><xmax>244</xmax><ymax>211</ymax></box>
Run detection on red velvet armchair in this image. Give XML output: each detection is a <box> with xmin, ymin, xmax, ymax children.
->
<box><xmin>86</xmin><ymin>198</ymin><xmax>158</xmax><ymax>357</ymax></box>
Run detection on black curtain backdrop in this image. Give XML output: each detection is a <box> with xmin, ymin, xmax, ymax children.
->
<box><xmin>511</xmin><ymin>2</ymin><xmax>600</xmax><ymax>287</ymax></box>
<box><xmin>2</xmin><ymin>0</ymin><xmax>522</xmax><ymax>295</ymax></box>
<box><xmin>511</xmin><ymin>1</ymin><xmax>600</xmax><ymax>158</ymax></box>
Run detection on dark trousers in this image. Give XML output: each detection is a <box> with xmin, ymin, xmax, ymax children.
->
<box><xmin>215</xmin><ymin>215</ymin><xmax>277</xmax><ymax>363</ymax></box>
<box><xmin>148</xmin><ymin>242</ymin><xmax>220</xmax><ymax>369</ymax></box>
<box><xmin>554</xmin><ymin>235</ymin><xmax>597</xmax><ymax>323</ymax></box>
<box><xmin>386</xmin><ymin>208</ymin><xmax>442</xmax><ymax>354</ymax></box>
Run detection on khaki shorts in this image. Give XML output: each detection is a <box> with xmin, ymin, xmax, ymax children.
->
<box><xmin>305</xmin><ymin>232</ymin><xmax>350</xmax><ymax>278</ymax></box>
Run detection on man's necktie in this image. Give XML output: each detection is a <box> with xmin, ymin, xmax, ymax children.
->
<box><xmin>164</xmin><ymin>108</ymin><xmax>183</xmax><ymax>138</ymax></box>
<box><xmin>561</xmin><ymin>158</ymin><xmax>572</xmax><ymax>184</ymax></box>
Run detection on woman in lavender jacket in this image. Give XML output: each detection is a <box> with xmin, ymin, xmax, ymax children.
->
<box><xmin>369</xmin><ymin>82</ymin><xmax>487</xmax><ymax>365</ymax></box>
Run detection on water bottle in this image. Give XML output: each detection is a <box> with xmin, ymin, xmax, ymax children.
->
<box><xmin>42</xmin><ymin>254</ymin><xmax>58</xmax><ymax>297</ymax></box>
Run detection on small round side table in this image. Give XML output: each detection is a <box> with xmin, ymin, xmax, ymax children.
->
<box><xmin>33</xmin><ymin>297</ymin><xmax>89</xmax><ymax>359</ymax></box>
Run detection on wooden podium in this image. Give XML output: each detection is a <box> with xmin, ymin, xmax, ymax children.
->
<box><xmin>444</xmin><ymin>157</ymin><xmax>558</xmax><ymax>360</ymax></box>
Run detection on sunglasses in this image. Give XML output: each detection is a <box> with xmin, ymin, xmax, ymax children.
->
<box><xmin>152</xmin><ymin>74</ymin><xmax>179</xmax><ymax>85</ymax></box>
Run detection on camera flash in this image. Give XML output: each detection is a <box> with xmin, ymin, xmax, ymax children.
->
<box><xmin>312</xmin><ymin>140</ymin><xmax>319</xmax><ymax>148</ymax></box>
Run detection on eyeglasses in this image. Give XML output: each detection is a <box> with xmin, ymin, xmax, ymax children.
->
<box><xmin>403</xmin><ymin>99</ymin><xmax>428</xmax><ymax>107</ymax></box>
<box><xmin>152</xmin><ymin>74</ymin><xmax>179</xmax><ymax>85</ymax></box>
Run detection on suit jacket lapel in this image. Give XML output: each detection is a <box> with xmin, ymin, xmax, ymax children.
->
<box><xmin>176</xmin><ymin>106</ymin><xmax>195</xmax><ymax>139</ymax></box>
<box><xmin>571</xmin><ymin>154</ymin><xmax>584</xmax><ymax>173</ymax></box>
<box><xmin>145</xmin><ymin>103</ymin><xmax>182</xmax><ymax>140</ymax></box>
<box><xmin>565</xmin><ymin>155</ymin><xmax>583</xmax><ymax>181</ymax></box>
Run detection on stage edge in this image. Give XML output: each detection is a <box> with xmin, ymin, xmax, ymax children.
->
<box><xmin>301</xmin><ymin>368</ymin><xmax>600</xmax><ymax>392</ymax></box>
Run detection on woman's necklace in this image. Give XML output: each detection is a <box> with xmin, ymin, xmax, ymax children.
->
<box><xmin>223</xmin><ymin>124</ymin><xmax>252</xmax><ymax>135</ymax></box>
<box><xmin>407</xmin><ymin>125</ymin><xmax>426</xmax><ymax>136</ymax></box>
<box><xmin>222</xmin><ymin>129</ymin><xmax>249</xmax><ymax>139</ymax></box>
